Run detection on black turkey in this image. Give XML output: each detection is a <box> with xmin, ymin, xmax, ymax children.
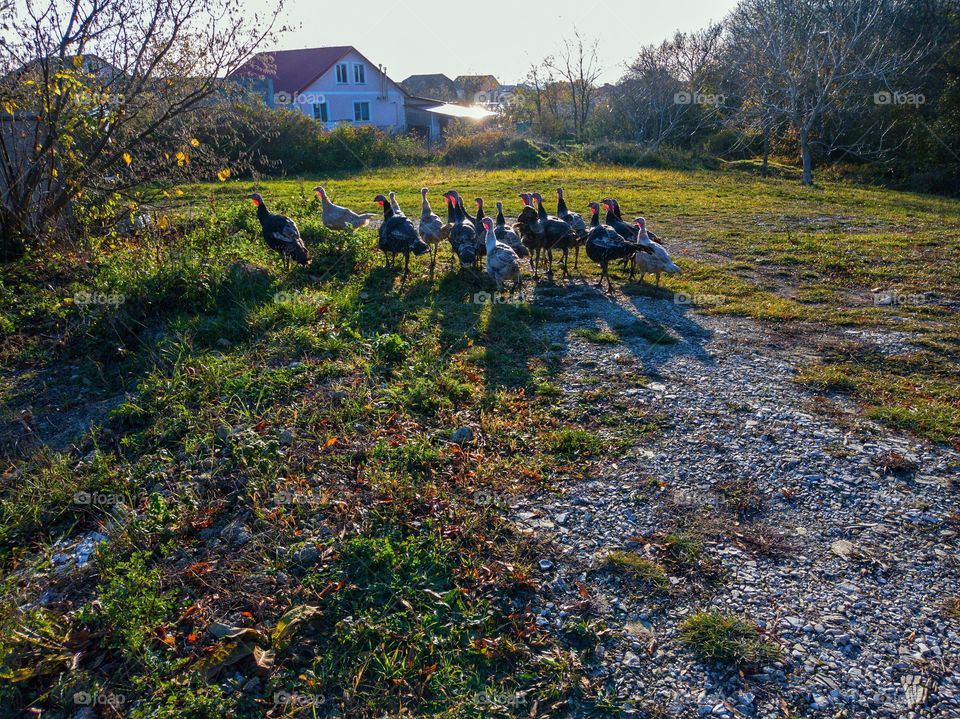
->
<box><xmin>374</xmin><ymin>194</ymin><xmax>429</xmax><ymax>278</ymax></box>
<box><xmin>585</xmin><ymin>201</ymin><xmax>650</xmax><ymax>292</ymax></box>
<box><xmin>247</xmin><ymin>193</ymin><xmax>309</xmax><ymax>270</ymax></box>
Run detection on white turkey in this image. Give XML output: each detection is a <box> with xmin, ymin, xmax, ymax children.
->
<box><xmin>314</xmin><ymin>186</ymin><xmax>374</xmax><ymax>230</ymax></box>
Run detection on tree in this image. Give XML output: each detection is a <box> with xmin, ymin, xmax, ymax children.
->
<box><xmin>611</xmin><ymin>24</ymin><xmax>725</xmax><ymax>149</ymax></box>
<box><xmin>546</xmin><ymin>32</ymin><xmax>602</xmax><ymax>142</ymax></box>
<box><xmin>725</xmin><ymin>0</ymin><xmax>932</xmax><ymax>185</ymax></box>
<box><xmin>0</xmin><ymin>0</ymin><xmax>282</xmax><ymax>261</ymax></box>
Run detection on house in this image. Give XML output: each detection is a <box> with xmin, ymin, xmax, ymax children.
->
<box><xmin>230</xmin><ymin>46</ymin><xmax>410</xmax><ymax>134</ymax></box>
<box><xmin>230</xmin><ymin>46</ymin><xmax>500</xmax><ymax>142</ymax></box>
<box><xmin>400</xmin><ymin>74</ymin><xmax>459</xmax><ymax>102</ymax></box>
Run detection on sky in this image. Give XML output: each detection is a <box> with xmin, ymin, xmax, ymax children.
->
<box><xmin>269</xmin><ymin>0</ymin><xmax>739</xmax><ymax>85</ymax></box>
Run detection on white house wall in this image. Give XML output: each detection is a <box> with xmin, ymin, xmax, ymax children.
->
<box><xmin>289</xmin><ymin>50</ymin><xmax>406</xmax><ymax>133</ymax></box>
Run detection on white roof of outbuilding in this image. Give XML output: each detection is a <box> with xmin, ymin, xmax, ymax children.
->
<box><xmin>423</xmin><ymin>103</ymin><xmax>495</xmax><ymax>119</ymax></box>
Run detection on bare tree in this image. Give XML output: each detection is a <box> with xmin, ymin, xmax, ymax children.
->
<box><xmin>546</xmin><ymin>32</ymin><xmax>602</xmax><ymax>142</ymax></box>
<box><xmin>615</xmin><ymin>24</ymin><xmax>725</xmax><ymax>149</ymax></box>
<box><xmin>725</xmin><ymin>0</ymin><xmax>931</xmax><ymax>185</ymax></box>
<box><xmin>0</xmin><ymin>0</ymin><xmax>282</xmax><ymax>261</ymax></box>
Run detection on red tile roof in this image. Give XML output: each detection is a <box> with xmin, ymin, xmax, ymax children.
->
<box><xmin>231</xmin><ymin>46</ymin><xmax>354</xmax><ymax>94</ymax></box>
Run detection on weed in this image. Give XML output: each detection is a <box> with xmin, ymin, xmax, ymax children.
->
<box><xmin>606</xmin><ymin>551</ymin><xmax>670</xmax><ymax>590</ymax></box>
<box><xmin>679</xmin><ymin>611</ymin><xmax>780</xmax><ymax>667</ymax></box>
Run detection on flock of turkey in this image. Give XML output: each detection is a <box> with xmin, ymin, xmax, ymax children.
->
<box><xmin>246</xmin><ymin>186</ymin><xmax>681</xmax><ymax>294</ymax></box>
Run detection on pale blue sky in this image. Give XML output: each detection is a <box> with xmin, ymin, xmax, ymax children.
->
<box><xmin>271</xmin><ymin>0</ymin><xmax>738</xmax><ymax>84</ymax></box>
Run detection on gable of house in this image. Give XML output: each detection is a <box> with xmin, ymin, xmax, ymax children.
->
<box><xmin>231</xmin><ymin>46</ymin><xmax>354</xmax><ymax>95</ymax></box>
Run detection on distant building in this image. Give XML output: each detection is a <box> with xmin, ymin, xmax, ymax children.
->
<box><xmin>400</xmin><ymin>74</ymin><xmax>459</xmax><ymax>102</ymax></box>
<box><xmin>230</xmin><ymin>46</ymin><xmax>413</xmax><ymax>134</ymax></box>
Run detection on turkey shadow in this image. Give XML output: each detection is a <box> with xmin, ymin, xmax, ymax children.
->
<box><xmin>527</xmin><ymin>280</ymin><xmax>715</xmax><ymax>392</ymax></box>
<box><xmin>478</xmin><ymin>280</ymin><xmax>574</xmax><ymax>399</ymax></box>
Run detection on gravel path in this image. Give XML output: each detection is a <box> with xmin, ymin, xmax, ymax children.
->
<box><xmin>511</xmin><ymin>282</ymin><xmax>959</xmax><ymax>718</ymax></box>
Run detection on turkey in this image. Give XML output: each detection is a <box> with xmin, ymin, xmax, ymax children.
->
<box><xmin>556</xmin><ymin>187</ymin><xmax>588</xmax><ymax>270</ymax></box>
<box><xmin>514</xmin><ymin>205</ymin><xmax>578</xmax><ymax>279</ymax></box>
<box><xmin>608</xmin><ymin>198</ymin><xmax>660</xmax><ymax>244</ymax></box>
<box><xmin>374</xmin><ymin>194</ymin><xmax>429</xmax><ymax>278</ymax></box>
<box><xmin>516</xmin><ymin>193</ymin><xmax>539</xmax><ymax>265</ymax></box>
<box><xmin>584</xmin><ymin>201</ymin><xmax>648</xmax><ymax>292</ymax></box>
<box><xmin>482</xmin><ymin>217</ymin><xmax>522</xmax><ymax>295</ymax></box>
<box><xmin>443</xmin><ymin>190</ymin><xmax>478</xmax><ymax>269</ymax></box>
<box><xmin>247</xmin><ymin>193</ymin><xmax>309</xmax><ymax>270</ymax></box>
<box><xmin>389</xmin><ymin>191</ymin><xmax>404</xmax><ymax>216</ymax></box>
<box><xmin>601</xmin><ymin>198</ymin><xmax>638</xmax><ymax>242</ymax></box>
<box><xmin>494</xmin><ymin>201</ymin><xmax>529</xmax><ymax>259</ymax></box>
<box><xmin>630</xmin><ymin>213</ymin><xmax>662</xmax><ymax>244</ymax></box>
<box><xmin>634</xmin><ymin>217</ymin><xmax>680</xmax><ymax>286</ymax></box>
<box><xmin>531</xmin><ymin>192</ymin><xmax>578</xmax><ymax>278</ymax></box>
<box><xmin>473</xmin><ymin>197</ymin><xmax>488</xmax><ymax>260</ymax></box>
<box><xmin>418</xmin><ymin>187</ymin><xmax>444</xmax><ymax>270</ymax></box>
<box><xmin>314</xmin><ymin>186</ymin><xmax>374</xmax><ymax>230</ymax></box>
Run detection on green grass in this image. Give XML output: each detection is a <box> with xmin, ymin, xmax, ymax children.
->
<box><xmin>2</xmin><ymin>162</ymin><xmax>959</xmax><ymax>716</ymax></box>
<box><xmin>605</xmin><ymin>551</ymin><xmax>671</xmax><ymax>590</ymax></box>
<box><xmin>544</xmin><ymin>428</ymin><xmax>604</xmax><ymax>458</ymax></box>
<box><xmin>679</xmin><ymin>611</ymin><xmax>781</xmax><ymax>667</ymax></box>
<box><xmin>571</xmin><ymin>327</ymin><xmax>620</xmax><ymax>344</ymax></box>
<box><xmin>663</xmin><ymin>531</ymin><xmax>704</xmax><ymax>564</ymax></box>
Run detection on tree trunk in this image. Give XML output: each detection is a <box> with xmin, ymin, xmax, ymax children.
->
<box><xmin>761</xmin><ymin>126</ymin><xmax>770</xmax><ymax>177</ymax></box>
<box><xmin>0</xmin><ymin>215</ymin><xmax>26</xmax><ymax>262</ymax></box>
<box><xmin>799</xmin><ymin>127</ymin><xmax>813</xmax><ymax>186</ymax></box>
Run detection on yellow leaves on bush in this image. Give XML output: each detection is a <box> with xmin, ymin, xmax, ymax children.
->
<box><xmin>217</xmin><ymin>168</ymin><xmax>231</xmax><ymax>182</ymax></box>
<box><xmin>157</xmin><ymin>216</ymin><xmax>169</xmax><ymax>231</ymax></box>
<box><xmin>122</xmin><ymin>152</ymin><xmax>132</xmax><ymax>166</ymax></box>
<box><xmin>190</xmin><ymin>138</ymin><xmax>200</xmax><ymax>147</ymax></box>
<box><xmin>175</xmin><ymin>151</ymin><xmax>189</xmax><ymax>167</ymax></box>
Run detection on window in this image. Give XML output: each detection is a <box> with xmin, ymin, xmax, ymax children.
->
<box><xmin>353</xmin><ymin>101</ymin><xmax>370</xmax><ymax>122</ymax></box>
<box><xmin>353</xmin><ymin>62</ymin><xmax>366</xmax><ymax>84</ymax></box>
<box><xmin>313</xmin><ymin>102</ymin><xmax>328</xmax><ymax>122</ymax></box>
<box><xmin>335</xmin><ymin>63</ymin><xmax>348</xmax><ymax>84</ymax></box>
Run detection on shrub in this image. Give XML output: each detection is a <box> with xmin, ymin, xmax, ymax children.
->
<box><xmin>202</xmin><ymin>105</ymin><xmax>431</xmax><ymax>176</ymax></box>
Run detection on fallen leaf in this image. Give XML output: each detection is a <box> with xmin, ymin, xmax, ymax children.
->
<box><xmin>252</xmin><ymin>645</ymin><xmax>275</xmax><ymax>670</ymax></box>
<box><xmin>187</xmin><ymin>641</ymin><xmax>253</xmax><ymax>682</ymax></box>
<box><xmin>271</xmin><ymin>605</ymin><xmax>321</xmax><ymax>649</ymax></box>
<box><xmin>207</xmin><ymin>623</ymin><xmax>264</xmax><ymax>642</ymax></box>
